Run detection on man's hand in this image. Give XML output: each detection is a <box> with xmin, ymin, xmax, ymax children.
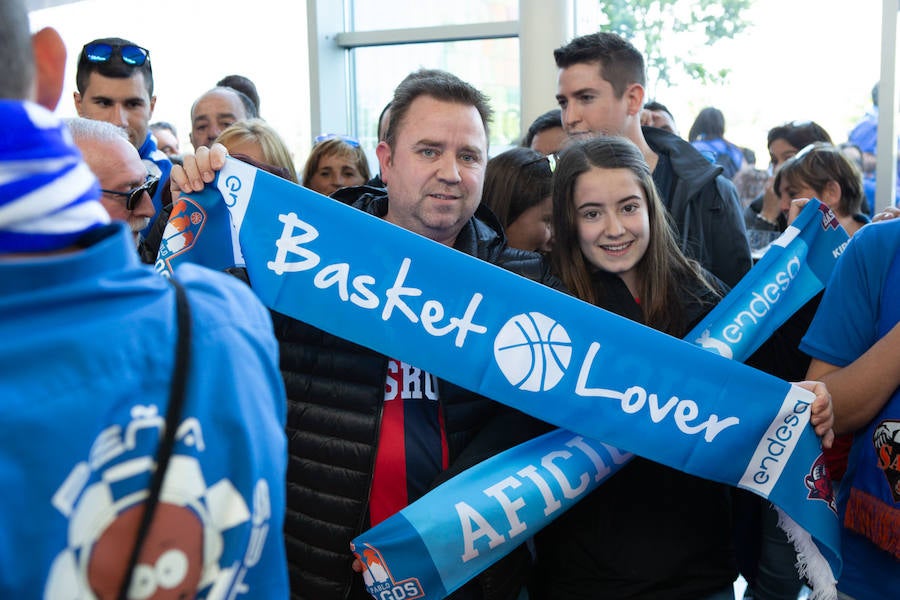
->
<box><xmin>169</xmin><ymin>143</ymin><xmax>229</xmax><ymax>197</ymax></box>
<box><xmin>794</xmin><ymin>380</ymin><xmax>835</xmax><ymax>449</ymax></box>
<box><xmin>352</xmin><ymin>558</ymin><xmax>364</xmax><ymax>573</ymax></box>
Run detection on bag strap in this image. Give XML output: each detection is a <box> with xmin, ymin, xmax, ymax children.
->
<box><xmin>117</xmin><ymin>278</ymin><xmax>192</xmax><ymax>600</ymax></box>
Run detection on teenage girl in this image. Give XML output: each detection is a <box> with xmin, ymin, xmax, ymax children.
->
<box><xmin>535</xmin><ymin>135</ymin><xmax>833</xmax><ymax>600</ymax></box>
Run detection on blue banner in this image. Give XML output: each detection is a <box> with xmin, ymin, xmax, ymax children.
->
<box><xmin>353</xmin><ymin>430</ymin><xmax>633</xmax><ymax>600</ymax></box>
<box><xmin>687</xmin><ymin>201</ymin><xmax>849</xmax><ymax>361</ymax></box>
<box><xmin>158</xmin><ymin>160</ymin><xmax>846</xmax><ymax>599</ymax></box>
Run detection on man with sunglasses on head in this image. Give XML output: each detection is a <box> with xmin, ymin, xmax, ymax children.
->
<box><xmin>66</xmin><ymin>117</ymin><xmax>157</xmax><ymax>246</ymax></box>
<box><xmin>74</xmin><ymin>37</ymin><xmax>171</xmax><ymax>234</ymax></box>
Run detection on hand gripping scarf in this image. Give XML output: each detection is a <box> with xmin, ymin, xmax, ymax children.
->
<box><xmin>0</xmin><ymin>100</ymin><xmax>108</xmax><ymax>254</ymax></box>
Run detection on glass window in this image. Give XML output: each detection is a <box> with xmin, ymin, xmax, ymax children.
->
<box><xmin>351</xmin><ymin>0</ymin><xmax>517</xmax><ymax>30</ymax></box>
<box><xmin>352</xmin><ymin>37</ymin><xmax>521</xmax><ymax>166</ymax></box>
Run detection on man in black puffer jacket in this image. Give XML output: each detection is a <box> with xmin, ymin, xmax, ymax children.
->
<box><xmin>274</xmin><ymin>70</ymin><xmax>563</xmax><ymax>600</ymax></box>
<box><xmin>170</xmin><ymin>69</ymin><xmax>562</xmax><ymax>600</ymax></box>
<box><xmin>279</xmin><ymin>71</ymin><xmax>561</xmax><ymax>600</ymax></box>
<box><xmin>275</xmin><ymin>190</ymin><xmax>560</xmax><ymax>600</ymax></box>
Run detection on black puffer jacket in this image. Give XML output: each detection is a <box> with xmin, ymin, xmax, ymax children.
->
<box><xmin>277</xmin><ymin>185</ymin><xmax>563</xmax><ymax>600</ymax></box>
<box><xmin>533</xmin><ymin>270</ymin><xmax>738</xmax><ymax>600</ymax></box>
<box><xmin>644</xmin><ymin>126</ymin><xmax>752</xmax><ymax>288</ymax></box>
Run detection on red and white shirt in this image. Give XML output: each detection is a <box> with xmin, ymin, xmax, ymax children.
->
<box><xmin>369</xmin><ymin>359</ymin><xmax>448</xmax><ymax>526</ymax></box>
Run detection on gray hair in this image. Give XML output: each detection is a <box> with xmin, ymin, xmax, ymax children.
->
<box><xmin>66</xmin><ymin>117</ymin><xmax>130</xmax><ymax>145</ymax></box>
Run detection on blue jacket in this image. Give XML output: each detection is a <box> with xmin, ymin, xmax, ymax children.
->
<box><xmin>0</xmin><ymin>223</ymin><xmax>288</xmax><ymax>598</ymax></box>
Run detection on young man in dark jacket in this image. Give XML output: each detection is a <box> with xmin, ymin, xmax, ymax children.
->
<box><xmin>173</xmin><ymin>69</ymin><xmax>562</xmax><ymax>600</ymax></box>
<box><xmin>553</xmin><ymin>32</ymin><xmax>751</xmax><ymax>287</ymax></box>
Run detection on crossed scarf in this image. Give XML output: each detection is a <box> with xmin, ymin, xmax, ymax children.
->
<box><xmin>155</xmin><ymin>163</ymin><xmax>847</xmax><ymax>599</ymax></box>
<box><xmin>0</xmin><ymin>100</ymin><xmax>108</xmax><ymax>254</ymax></box>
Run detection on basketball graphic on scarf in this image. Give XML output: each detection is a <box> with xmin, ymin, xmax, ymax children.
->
<box><xmin>494</xmin><ymin>312</ymin><xmax>572</xmax><ymax>392</ymax></box>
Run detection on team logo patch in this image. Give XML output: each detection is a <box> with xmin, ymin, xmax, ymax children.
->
<box><xmin>874</xmin><ymin>419</ymin><xmax>900</xmax><ymax>501</ymax></box>
<box><xmin>817</xmin><ymin>203</ymin><xmax>840</xmax><ymax>230</ymax></box>
<box><xmin>352</xmin><ymin>542</ymin><xmax>425</xmax><ymax>600</ymax></box>
<box><xmin>804</xmin><ymin>453</ymin><xmax>837</xmax><ymax>513</ymax></box>
<box><xmin>493</xmin><ymin>312</ymin><xmax>572</xmax><ymax>392</ymax></box>
<box><xmin>158</xmin><ymin>198</ymin><xmax>207</xmax><ymax>265</ymax></box>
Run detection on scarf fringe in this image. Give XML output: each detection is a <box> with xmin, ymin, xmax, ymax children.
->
<box><xmin>775</xmin><ymin>505</ymin><xmax>836</xmax><ymax>600</ymax></box>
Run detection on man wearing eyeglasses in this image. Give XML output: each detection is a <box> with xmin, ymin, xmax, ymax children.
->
<box><xmin>66</xmin><ymin>118</ymin><xmax>157</xmax><ymax>246</ymax></box>
<box><xmin>74</xmin><ymin>37</ymin><xmax>171</xmax><ymax>234</ymax></box>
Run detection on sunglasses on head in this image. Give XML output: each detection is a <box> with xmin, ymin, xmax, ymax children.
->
<box><xmin>314</xmin><ymin>134</ymin><xmax>360</xmax><ymax>148</ymax></box>
<box><xmin>101</xmin><ymin>175</ymin><xmax>159</xmax><ymax>210</ymax></box>
<box><xmin>792</xmin><ymin>142</ymin><xmax>840</xmax><ymax>164</ymax></box>
<box><xmin>526</xmin><ymin>152</ymin><xmax>559</xmax><ymax>173</ymax></box>
<box><xmin>82</xmin><ymin>42</ymin><xmax>150</xmax><ymax>66</ymax></box>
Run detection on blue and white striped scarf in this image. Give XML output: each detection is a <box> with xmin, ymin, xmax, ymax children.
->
<box><xmin>0</xmin><ymin>100</ymin><xmax>108</xmax><ymax>254</ymax></box>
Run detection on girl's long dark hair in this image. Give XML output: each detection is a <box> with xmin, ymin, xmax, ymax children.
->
<box><xmin>550</xmin><ymin>136</ymin><xmax>719</xmax><ymax>335</ymax></box>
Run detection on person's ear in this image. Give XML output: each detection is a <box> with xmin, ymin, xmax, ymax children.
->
<box><xmin>624</xmin><ymin>83</ymin><xmax>645</xmax><ymax>117</ymax></box>
<box><xmin>375</xmin><ymin>141</ymin><xmax>393</xmax><ymax>185</ymax></box>
<box><xmin>822</xmin><ymin>180</ymin><xmax>842</xmax><ymax>207</ymax></box>
<box><xmin>31</xmin><ymin>27</ymin><xmax>67</xmax><ymax>111</ymax></box>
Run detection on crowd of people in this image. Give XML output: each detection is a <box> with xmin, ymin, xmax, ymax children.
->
<box><xmin>1</xmin><ymin>0</ymin><xmax>898</xmax><ymax>598</ymax></box>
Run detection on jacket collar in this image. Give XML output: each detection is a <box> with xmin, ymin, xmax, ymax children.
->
<box><xmin>642</xmin><ymin>125</ymin><xmax>724</xmax><ymax>195</ymax></box>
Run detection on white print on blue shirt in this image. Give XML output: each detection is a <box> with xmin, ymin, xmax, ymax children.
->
<box><xmin>43</xmin><ymin>404</ymin><xmax>272</xmax><ymax>599</ymax></box>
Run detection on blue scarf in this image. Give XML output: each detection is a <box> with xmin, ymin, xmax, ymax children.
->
<box><xmin>0</xmin><ymin>101</ymin><xmax>108</xmax><ymax>254</ymax></box>
<box><xmin>157</xmin><ymin>160</ymin><xmax>846</xmax><ymax>599</ymax></box>
<box><xmin>348</xmin><ymin>200</ymin><xmax>848</xmax><ymax>600</ymax></box>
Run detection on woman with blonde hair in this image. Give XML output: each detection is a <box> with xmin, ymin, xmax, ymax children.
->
<box><xmin>215</xmin><ymin>118</ymin><xmax>298</xmax><ymax>183</ymax></box>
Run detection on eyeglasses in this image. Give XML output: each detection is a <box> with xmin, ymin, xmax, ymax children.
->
<box><xmin>314</xmin><ymin>134</ymin><xmax>360</xmax><ymax>148</ymax></box>
<box><xmin>81</xmin><ymin>42</ymin><xmax>150</xmax><ymax>66</ymax></box>
<box><xmin>546</xmin><ymin>153</ymin><xmax>558</xmax><ymax>173</ymax></box>
<box><xmin>526</xmin><ymin>152</ymin><xmax>559</xmax><ymax>173</ymax></box>
<box><xmin>101</xmin><ymin>175</ymin><xmax>159</xmax><ymax>210</ymax></box>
